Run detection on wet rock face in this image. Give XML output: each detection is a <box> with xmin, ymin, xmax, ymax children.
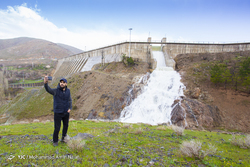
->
<box><xmin>171</xmin><ymin>102</ymin><xmax>185</xmax><ymax>126</ymax></box>
<box><xmin>86</xmin><ymin>72</ymin><xmax>150</xmax><ymax>120</ymax></box>
<box><xmin>171</xmin><ymin>98</ymin><xmax>223</xmax><ymax>129</ymax></box>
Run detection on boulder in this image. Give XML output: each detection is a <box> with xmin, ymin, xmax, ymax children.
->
<box><xmin>171</xmin><ymin>102</ymin><xmax>185</xmax><ymax>127</ymax></box>
<box><xmin>72</xmin><ymin>133</ymin><xmax>94</xmax><ymax>140</ymax></box>
<box><xmin>191</xmin><ymin>87</ymin><xmax>201</xmax><ymax>99</ymax></box>
<box><xmin>33</xmin><ymin>119</ymin><xmax>39</xmax><ymax>123</ymax></box>
<box><xmin>171</xmin><ymin>98</ymin><xmax>223</xmax><ymax>129</ymax></box>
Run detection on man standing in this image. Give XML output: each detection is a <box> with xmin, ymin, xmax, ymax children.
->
<box><xmin>44</xmin><ymin>76</ymin><xmax>72</xmax><ymax>146</ymax></box>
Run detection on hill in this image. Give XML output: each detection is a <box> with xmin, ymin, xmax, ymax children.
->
<box><xmin>0</xmin><ymin>61</ymin><xmax>150</xmax><ymax>124</ymax></box>
<box><xmin>0</xmin><ymin>37</ymin><xmax>83</xmax><ymax>61</ymax></box>
<box><xmin>56</xmin><ymin>43</ymin><xmax>83</xmax><ymax>55</ymax></box>
<box><xmin>174</xmin><ymin>50</ymin><xmax>250</xmax><ymax>132</ymax></box>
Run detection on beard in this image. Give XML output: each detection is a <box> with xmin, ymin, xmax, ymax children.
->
<box><xmin>60</xmin><ymin>84</ymin><xmax>66</xmax><ymax>89</ymax></box>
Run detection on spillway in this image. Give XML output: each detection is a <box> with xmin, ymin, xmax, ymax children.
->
<box><xmin>119</xmin><ymin>51</ymin><xmax>185</xmax><ymax>125</ymax></box>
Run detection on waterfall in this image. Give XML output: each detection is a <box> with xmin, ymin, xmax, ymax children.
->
<box><xmin>119</xmin><ymin>51</ymin><xmax>185</xmax><ymax>125</ymax></box>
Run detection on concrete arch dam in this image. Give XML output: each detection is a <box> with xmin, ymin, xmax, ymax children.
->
<box><xmin>52</xmin><ymin>38</ymin><xmax>250</xmax><ymax>79</ymax></box>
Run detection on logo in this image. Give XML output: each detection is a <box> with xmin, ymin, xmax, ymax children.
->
<box><xmin>18</xmin><ymin>155</ymin><xmax>26</xmax><ymax>159</ymax></box>
<box><xmin>8</xmin><ymin>155</ymin><xmax>15</xmax><ymax>160</ymax></box>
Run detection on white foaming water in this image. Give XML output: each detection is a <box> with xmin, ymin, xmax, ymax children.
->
<box><xmin>119</xmin><ymin>51</ymin><xmax>185</xmax><ymax>125</ymax></box>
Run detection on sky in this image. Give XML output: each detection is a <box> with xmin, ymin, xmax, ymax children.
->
<box><xmin>0</xmin><ymin>0</ymin><xmax>250</xmax><ymax>51</ymax></box>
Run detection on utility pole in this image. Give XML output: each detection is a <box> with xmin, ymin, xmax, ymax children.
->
<box><xmin>129</xmin><ymin>28</ymin><xmax>132</xmax><ymax>58</ymax></box>
<box><xmin>102</xmin><ymin>50</ymin><xmax>104</xmax><ymax>66</ymax></box>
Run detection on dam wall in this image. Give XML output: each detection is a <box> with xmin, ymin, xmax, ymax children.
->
<box><xmin>159</xmin><ymin>38</ymin><xmax>250</xmax><ymax>68</ymax></box>
<box><xmin>53</xmin><ymin>37</ymin><xmax>250</xmax><ymax>79</ymax></box>
<box><xmin>161</xmin><ymin>41</ymin><xmax>250</xmax><ymax>59</ymax></box>
<box><xmin>53</xmin><ymin>41</ymin><xmax>152</xmax><ymax>79</ymax></box>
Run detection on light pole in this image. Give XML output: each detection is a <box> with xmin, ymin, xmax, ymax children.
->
<box><xmin>129</xmin><ymin>28</ymin><xmax>132</xmax><ymax>58</ymax></box>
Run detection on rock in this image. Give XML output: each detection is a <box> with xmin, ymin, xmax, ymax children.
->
<box><xmin>171</xmin><ymin>102</ymin><xmax>185</xmax><ymax>126</ymax></box>
<box><xmin>220</xmin><ymin>138</ymin><xmax>225</xmax><ymax>142</ymax></box>
<box><xmin>69</xmin><ymin>118</ymin><xmax>75</xmax><ymax>121</ymax></box>
<box><xmin>103</xmin><ymin>163</ymin><xmax>109</xmax><ymax>167</ymax></box>
<box><xmin>0</xmin><ymin>152</ymin><xmax>8</xmax><ymax>156</ymax></box>
<box><xmin>18</xmin><ymin>121</ymin><xmax>29</xmax><ymax>124</ymax></box>
<box><xmin>171</xmin><ymin>99</ymin><xmax>180</xmax><ymax>107</ymax></box>
<box><xmin>119</xmin><ymin>156</ymin><xmax>127</xmax><ymax>162</ymax></box>
<box><xmin>43</xmin><ymin>120</ymin><xmax>50</xmax><ymax>123</ymax></box>
<box><xmin>6</xmin><ymin>140</ymin><xmax>12</xmax><ymax>144</ymax></box>
<box><xmin>105</xmin><ymin>128</ymin><xmax>119</xmax><ymax>133</ymax></box>
<box><xmin>184</xmin><ymin>89</ymin><xmax>192</xmax><ymax>96</ymax></box>
<box><xmin>191</xmin><ymin>87</ymin><xmax>201</xmax><ymax>99</ymax></box>
<box><xmin>171</xmin><ymin>97</ymin><xmax>223</xmax><ymax>130</ymax></box>
<box><xmin>33</xmin><ymin>119</ymin><xmax>39</xmax><ymax>123</ymax></box>
<box><xmin>149</xmin><ymin>160</ymin><xmax>155</xmax><ymax>165</ymax></box>
<box><xmin>72</xmin><ymin>133</ymin><xmax>94</xmax><ymax>140</ymax></box>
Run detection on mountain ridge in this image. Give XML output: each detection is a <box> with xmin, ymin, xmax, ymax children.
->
<box><xmin>0</xmin><ymin>37</ymin><xmax>83</xmax><ymax>60</ymax></box>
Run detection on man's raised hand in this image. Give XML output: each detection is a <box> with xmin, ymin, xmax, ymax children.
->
<box><xmin>44</xmin><ymin>76</ymin><xmax>48</xmax><ymax>84</ymax></box>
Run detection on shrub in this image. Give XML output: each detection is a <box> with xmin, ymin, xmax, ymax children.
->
<box><xmin>121</xmin><ymin>54</ymin><xmax>127</xmax><ymax>65</ymax></box>
<box><xmin>122</xmin><ymin>123</ymin><xmax>132</xmax><ymax>129</ymax></box>
<box><xmin>133</xmin><ymin>127</ymin><xmax>143</xmax><ymax>134</ymax></box>
<box><xmin>231</xmin><ymin>135</ymin><xmax>250</xmax><ymax>149</ymax></box>
<box><xmin>127</xmin><ymin>57</ymin><xmax>135</xmax><ymax>66</ymax></box>
<box><xmin>171</xmin><ymin>125</ymin><xmax>184</xmax><ymax>136</ymax></box>
<box><xmin>121</xmin><ymin>54</ymin><xmax>135</xmax><ymax>66</ymax></box>
<box><xmin>180</xmin><ymin>140</ymin><xmax>217</xmax><ymax>159</ymax></box>
<box><xmin>72</xmin><ymin>105</ymin><xmax>77</xmax><ymax>110</ymax></box>
<box><xmin>67</xmin><ymin>138</ymin><xmax>86</xmax><ymax>151</ymax></box>
<box><xmin>156</xmin><ymin>125</ymin><xmax>167</xmax><ymax>130</ymax></box>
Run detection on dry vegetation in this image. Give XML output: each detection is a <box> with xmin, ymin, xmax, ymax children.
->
<box><xmin>180</xmin><ymin>140</ymin><xmax>217</xmax><ymax>159</ymax></box>
<box><xmin>122</xmin><ymin>123</ymin><xmax>132</xmax><ymax>129</ymax></box>
<box><xmin>171</xmin><ymin>125</ymin><xmax>185</xmax><ymax>136</ymax></box>
<box><xmin>231</xmin><ymin>134</ymin><xmax>250</xmax><ymax>149</ymax></box>
<box><xmin>67</xmin><ymin>138</ymin><xmax>86</xmax><ymax>152</ymax></box>
<box><xmin>133</xmin><ymin>127</ymin><xmax>143</xmax><ymax>134</ymax></box>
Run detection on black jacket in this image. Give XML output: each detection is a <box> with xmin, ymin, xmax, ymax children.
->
<box><xmin>44</xmin><ymin>83</ymin><xmax>72</xmax><ymax>113</ymax></box>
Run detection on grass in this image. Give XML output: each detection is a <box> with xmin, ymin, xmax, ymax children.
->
<box><xmin>16</xmin><ymin>79</ymin><xmax>44</xmax><ymax>84</ymax></box>
<box><xmin>152</xmin><ymin>46</ymin><xmax>161</xmax><ymax>51</ymax></box>
<box><xmin>0</xmin><ymin>120</ymin><xmax>250</xmax><ymax>166</ymax></box>
<box><xmin>0</xmin><ymin>73</ymin><xmax>86</xmax><ymax>120</ymax></box>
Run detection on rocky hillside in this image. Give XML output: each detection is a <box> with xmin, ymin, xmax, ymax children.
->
<box><xmin>0</xmin><ymin>37</ymin><xmax>83</xmax><ymax>61</ymax></box>
<box><xmin>0</xmin><ymin>61</ymin><xmax>150</xmax><ymax>124</ymax></box>
<box><xmin>173</xmin><ymin>51</ymin><xmax>250</xmax><ymax>132</ymax></box>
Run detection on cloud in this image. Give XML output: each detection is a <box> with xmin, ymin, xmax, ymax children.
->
<box><xmin>0</xmin><ymin>4</ymin><xmax>149</xmax><ymax>50</ymax></box>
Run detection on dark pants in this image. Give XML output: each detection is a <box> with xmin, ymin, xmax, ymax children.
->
<box><xmin>53</xmin><ymin>112</ymin><xmax>69</xmax><ymax>143</ymax></box>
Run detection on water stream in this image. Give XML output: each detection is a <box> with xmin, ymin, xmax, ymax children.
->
<box><xmin>119</xmin><ymin>51</ymin><xmax>185</xmax><ymax>125</ymax></box>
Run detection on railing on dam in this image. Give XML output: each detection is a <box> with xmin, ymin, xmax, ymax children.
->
<box><xmin>52</xmin><ymin>37</ymin><xmax>250</xmax><ymax>80</ymax></box>
<box><xmin>9</xmin><ymin>82</ymin><xmax>44</xmax><ymax>88</ymax></box>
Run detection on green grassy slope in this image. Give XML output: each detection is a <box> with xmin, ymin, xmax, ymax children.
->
<box><xmin>0</xmin><ymin>73</ymin><xmax>85</xmax><ymax>121</ymax></box>
<box><xmin>0</xmin><ymin>121</ymin><xmax>249</xmax><ymax>166</ymax></box>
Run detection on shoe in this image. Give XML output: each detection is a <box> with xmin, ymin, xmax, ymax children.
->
<box><xmin>60</xmin><ymin>139</ymin><xmax>66</xmax><ymax>143</ymax></box>
<box><xmin>53</xmin><ymin>142</ymin><xmax>58</xmax><ymax>146</ymax></box>
<box><xmin>61</xmin><ymin>135</ymin><xmax>69</xmax><ymax>143</ymax></box>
